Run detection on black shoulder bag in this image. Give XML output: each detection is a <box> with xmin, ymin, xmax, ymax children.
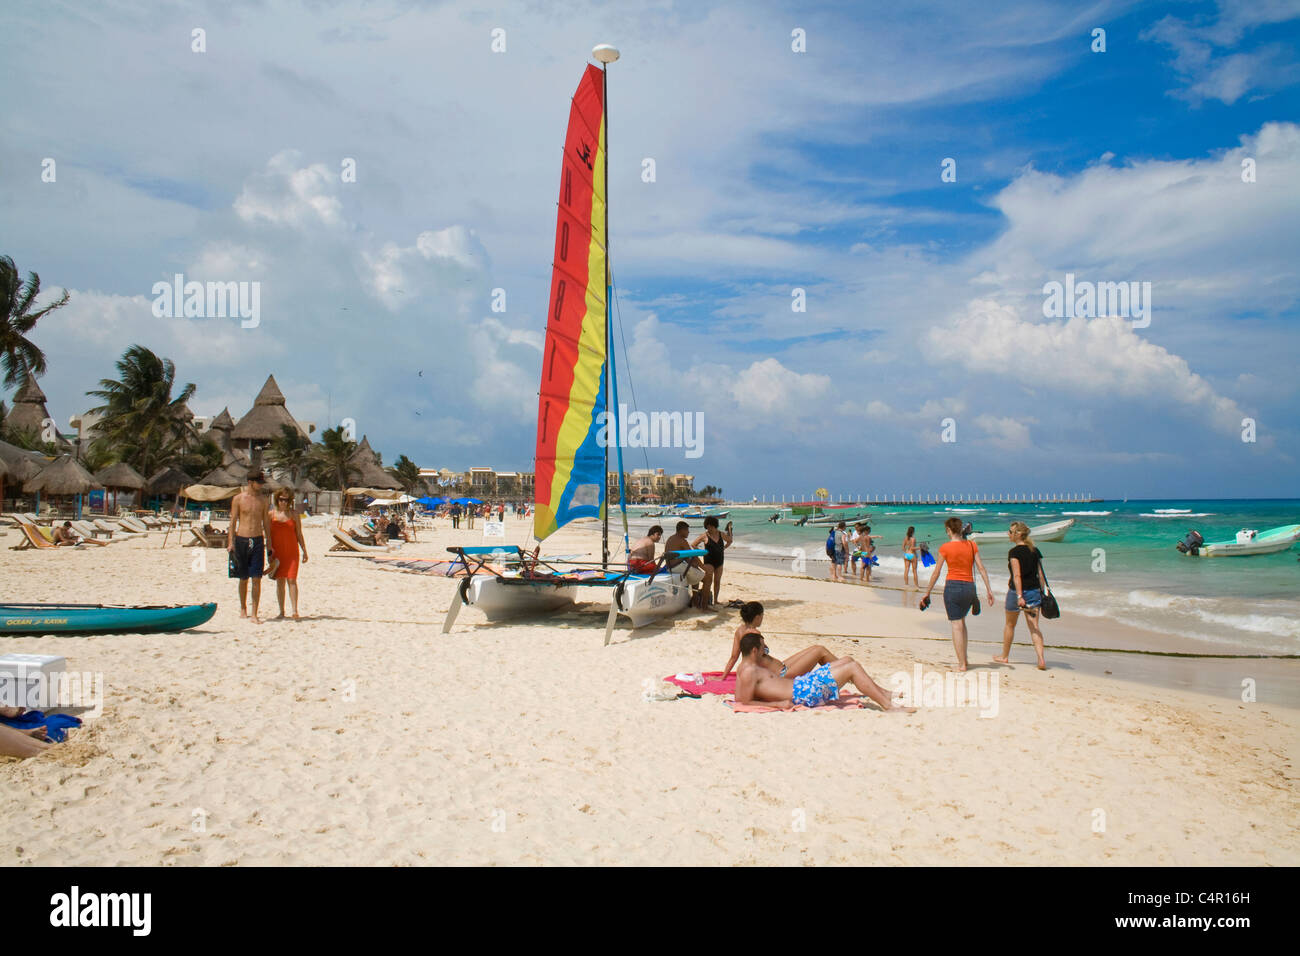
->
<box><xmin>1039</xmin><ymin>555</ymin><xmax>1060</xmax><ymax>619</ymax></box>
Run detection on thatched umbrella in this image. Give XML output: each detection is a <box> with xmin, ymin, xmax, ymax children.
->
<box><xmin>294</xmin><ymin>473</ymin><xmax>322</xmax><ymax>513</ymax></box>
<box><xmin>0</xmin><ymin>439</ymin><xmax>46</xmax><ymax>511</ymax></box>
<box><xmin>147</xmin><ymin>465</ymin><xmax>195</xmax><ymax>495</ymax></box>
<box><xmin>25</xmin><ymin>454</ymin><xmax>102</xmax><ymax>518</ymax></box>
<box><xmin>93</xmin><ymin>461</ymin><xmax>146</xmax><ymax>515</ymax></box>
<box><xmin>199</xmin><ymin>464</ymin><xmax>246</xmax><ymax>488</ymax></box>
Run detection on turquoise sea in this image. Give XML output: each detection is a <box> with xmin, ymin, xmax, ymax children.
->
<box><xmin>626</xmin><ymin>499</ymin><xmax>1300</xmax><ymax>655</ymax></box>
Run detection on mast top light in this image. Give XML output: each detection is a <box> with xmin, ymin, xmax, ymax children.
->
<box><xmin>592</xmin><ymin>44</ymin><xmax>620</xmax><ymax>63</ymax></box>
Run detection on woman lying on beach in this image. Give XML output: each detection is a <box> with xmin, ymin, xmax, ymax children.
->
<box><xmin>994</xmin><ymin>520</ymin><xmax>1049</xmax><ymax>670</ymax></box>
<box><xmin>920</xmin><ymin>517</ymin><xmax>995</xmax><ymax>672</ymax></box>
<box><xmin>735</xmin><ymin>633</ymin><xmax>913</xmax><ymax>712</ymax></box>
<box><xmin>0</xmin><ymin>707</ymin><xmax>52</xmax><ymax>758</ymax></box>
<box><xmin>720</xmin><ymin>601</ymin><xmax>840</xmax><ymax>679</ymax></box>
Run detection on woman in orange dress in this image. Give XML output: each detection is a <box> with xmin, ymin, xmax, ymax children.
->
<box><xmin>268</xmin><ymin>489</ymin><xmax>308</xmax><ymax>619</ymax></box>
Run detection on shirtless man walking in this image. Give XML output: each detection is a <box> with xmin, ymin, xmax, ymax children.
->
<box><xmin>734</xmin><ymin>632</ymin><xmax>912</xmax><ymax>712</ymax></box>
<box><xmin>228</xmin><ymin>471</ymin><xmax>271</xmax><ymax>623</ymax></box>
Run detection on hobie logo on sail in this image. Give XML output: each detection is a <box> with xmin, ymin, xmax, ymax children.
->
<box><xmin>596</xmin><ymin>406</ymin><xmax>704</xmax><ymax>459</ymax></box>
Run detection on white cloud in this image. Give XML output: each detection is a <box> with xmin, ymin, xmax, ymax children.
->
<box><xmin>1142</xmin><ymin>6</ymin><xmax>1300</xmax><ymax>104</ymax></box>
<box><xmin>974</xmin><ymin>414</ymin><xmax>1033</xmax><ymax>451</ymax></box>
<box><xmin>234</xmin><ymin>150</ymin><xmax>344</xmax><ymax>229</ymax></box>
<box><xmin>729</xmin><ymin>358</ymin><xmax>830</xmax><ymax>415</ymax></box>
<box><xmin>927</xmin><ymin>300</ymin><xmax>1246</xmax><ymax>435</ymax></box>
<box><xmin>363</xmin><ymin>226</ymin><xmax>487</xmax><ymax>311</ymax></box>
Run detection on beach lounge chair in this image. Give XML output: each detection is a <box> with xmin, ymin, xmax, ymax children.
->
<box><xmin>70</xmin><ymin>520</ymin><xmax>115</xmax><ymax>544</ymax></box>
<box><xmin>94</xmin><ymin>518</ymin><xmax>145</xmax><ymax>539</ymax></box>
<box><xmin>329</xmin><ymin>528</ymin><xmax>396</xmax><ymax>553</ymax></box>
<box><xmin>188</xmin><ymin>527</ymin><xmax>227</xmax><ymax>548</ymax></box>
<box><xmin>9</xmin><ymin>524</ymin><xmax>80</xmax><ymax>550</ymax></box>
<box><xmin>119</xmin><ymin>517</ymin><xmax>151</xmax><ymax>534</ymax></box>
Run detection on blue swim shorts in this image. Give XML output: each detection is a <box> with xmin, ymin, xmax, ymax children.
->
<box><xmin>790</xmin><ymin>663</ymin><xmax>840</xmax><ymax>708</ymax></box>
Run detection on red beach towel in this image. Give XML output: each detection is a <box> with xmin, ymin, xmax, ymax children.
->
<box><xmin>664</xmin><ymin>671</ymin><xmax>737</xmax><ymax>696</ymax></box>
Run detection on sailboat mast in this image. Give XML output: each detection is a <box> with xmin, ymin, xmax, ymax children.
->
<box><xmin>594</xmin><ymin>43</ymin><xmax>619</xmax><ymax>570</ymax></box>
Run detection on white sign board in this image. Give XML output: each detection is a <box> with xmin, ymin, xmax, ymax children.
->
<box><xmin>483</xmin><ymin>521</ymin><xmax>505</xmax><ymax>539</ymax></box>
<box><xmin>200</xmin><ymin>510</ymin><xmax>212</xmax><ymax>524</ymax></box>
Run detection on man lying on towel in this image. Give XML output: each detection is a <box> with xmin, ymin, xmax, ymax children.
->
<box><xmin>734</xmin><ymin>633</ymin><xmax>913</xmax><ymax>713</ymax></box>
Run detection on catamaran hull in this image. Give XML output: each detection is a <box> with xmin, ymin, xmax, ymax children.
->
<box><xmin>615</xmin><ymin>568</ymin><xmax>694</xmax><ymax>628</ymax></box>
<box><xmin>467</xmin><ymin>577</ymin><xmax>579</xmax><ymax>620</ymax></box>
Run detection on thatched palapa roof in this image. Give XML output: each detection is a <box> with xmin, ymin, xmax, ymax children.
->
<box><xmin>146</xmin><ymin>465</ymin><xmax>196</xmax><ymax>496</ymax></box>
<box><xmin>0</xmin><ymin>438</ymin><xmax>49</xmax><ymax>484</ymax></box>
<box><xmin>346</xmin><ymin>435</ymin><xmax>401</xmax><ymax>490</ymax></box>
<box><xmin>231</xmin><ymin>375</ymin><xmax>308</xmax><ymax>443</ymax></box>
<box><xmin>5</xmin><ymin>377</ymin><xmax>73</xmax><ymax>449</ymax></box>
<box><xmin>199</xmin><ymin>465</ymin><xmax>246</xmax><ymax>488</ymax></box>
<box><xmin>25</xmin><ymin>455</ymin><xmax>102</xmax><ymax>495</ymax></box>
<box><xmin>93</xmin><ymin>461</ymin><xmax>146</xmax><ymax>490</ymax></box>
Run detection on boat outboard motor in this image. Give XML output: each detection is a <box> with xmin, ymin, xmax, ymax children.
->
<box><xmin>1176</xmin><ymin>530</ymin><xmax>1204</xmax><ymax>555</ymax></box>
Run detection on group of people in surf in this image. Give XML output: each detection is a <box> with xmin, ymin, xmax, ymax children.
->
<box><xmin>627</xmin><ymin>515</ymin><xmax>733</xmax><ymax>609</ymax></box>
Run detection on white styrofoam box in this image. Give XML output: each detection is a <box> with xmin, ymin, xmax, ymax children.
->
<box><xmin>0</xmin><ymin>654</ymin><xmax>66</xmax><ymax>709</ymax></box>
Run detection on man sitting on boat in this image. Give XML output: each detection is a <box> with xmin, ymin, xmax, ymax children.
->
<box><xmin>628</xmin><ymin>525</ymin><xmax>663</xmax><ymax>573</ymax></box>
<box><xmin>734</xmin><ymin>633</ymin><xmax>912</xmax><ymax>713</ymax></box>
<box><xmin>663</xmin><ymin>521</ymin><xmax>706</xmax><ymax>587</ymax></box>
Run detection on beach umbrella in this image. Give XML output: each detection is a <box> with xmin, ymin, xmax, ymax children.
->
<box><xmin>198</xmin><ymin>464</ymin><xmax>246</xmax><ymax>488</ymax></box>
<box><xmin>145</xmin><ymin>465</ymin><xmax>196</xmax><ymax>515</ymax></box>
<box><xmin>25</xmin><ymin>455</ymin><xmax>103</xmax><ymax>519</ymax></box>
<box><xmin>93</xmin><ymin>460</ymin><xmax>146</xmax><ymax>515</ymax></box>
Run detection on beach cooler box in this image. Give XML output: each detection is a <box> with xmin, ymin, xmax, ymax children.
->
<box><xmin>0</xmin><ymin>654</ymin><xmax>66</xmax><ymax>709</ymax></box>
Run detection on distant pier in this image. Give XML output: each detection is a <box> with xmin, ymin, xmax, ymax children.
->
<box><xmin>753</xmin><ymin>493</ymin><xmax>1104</xmax><ymax>506</ymax></box>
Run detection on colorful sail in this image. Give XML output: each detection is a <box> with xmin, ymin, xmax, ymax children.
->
<box><xmin>534</xmin><ymin>64</ymin><xmax>608</xmax><ymax>542</ymax></box>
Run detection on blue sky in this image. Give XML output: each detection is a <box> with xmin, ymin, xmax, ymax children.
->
<box><xmin>2</xmin><ymin>0</ymin><xmax>1297</xmax><ymax>499</ymax></box>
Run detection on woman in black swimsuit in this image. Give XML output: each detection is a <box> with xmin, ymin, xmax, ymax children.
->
<box><xmin>691</xmin><ymin>516</ymin><xmax>733</xmax><ymax>610</ymax></box>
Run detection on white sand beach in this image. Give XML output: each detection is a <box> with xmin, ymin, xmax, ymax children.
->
<box><xmin>2</xmin><ymin>519</ymin><xmax>1297</xmax><ymax>866</ymax></box>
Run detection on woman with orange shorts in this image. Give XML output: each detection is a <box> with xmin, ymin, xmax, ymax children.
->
<box><xmin>268</xmin><ymin>489</ymin><xmax>308</xmax><ymax>619</ymax></box>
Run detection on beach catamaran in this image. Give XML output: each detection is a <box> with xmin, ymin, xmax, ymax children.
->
<box><xmin>441</xmin><ymin>46</ymin><xmax>699</xmax><ymax>644</ymax></box>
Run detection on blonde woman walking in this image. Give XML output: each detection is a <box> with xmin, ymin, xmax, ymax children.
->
<box><xmin>994</xmin><ymin>521</ymin><xmax>1049</xmax><ymax>670</ymax></box>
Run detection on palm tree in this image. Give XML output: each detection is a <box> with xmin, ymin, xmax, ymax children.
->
<box><xmin>312</xmin><ymin>426</ymin><xmax>359</xmax><ymax>492</ymax></box>
<box><xmin>266</xmin><ymin>423</ymin><xmax>312</xmax><ymax>486</ymax></box>
<box><xmin>387</xmin><ymin>454</ymin><xmax>422</xmax><ymax>495</ymax></box>
<box><xmin>0</xmin><ymin>255</ymin><xmax>70</xmax><ymax>389</ymax></box>
<box><xmin>86</xmin><ymin>345</ymin><xmax>197</xmax><ymax>479</ymax></box>
<box><xmin>180</xmin><ymin>436</ymin><xmax>222</xmax><ymax>478</ymax></box>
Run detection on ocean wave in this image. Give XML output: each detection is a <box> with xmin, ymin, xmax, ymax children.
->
<box><xmin>1140</xmin><ymin>512</ymin><xmax>1215</xmax><ymax>517</ymax></box>
<box><xmin>1048</xmin><ymin>585</ymin><xmax>1300</xmax><ymax>646</ymax></box>
<box><xmin>1153</xmin><ymin>509</ymin><xmax>1191</xmax><ymax>514</ymax></box>
<box><xmin>1062</xmin><ymin>511</ymin><xmax>1112</xmax><ymax>516</ymax></box>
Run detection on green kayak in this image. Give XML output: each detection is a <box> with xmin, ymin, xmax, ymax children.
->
<box><xmin>0</xmin><ymin>603</ymin><xmax>217</xmax><ymax>635</ymax></box>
